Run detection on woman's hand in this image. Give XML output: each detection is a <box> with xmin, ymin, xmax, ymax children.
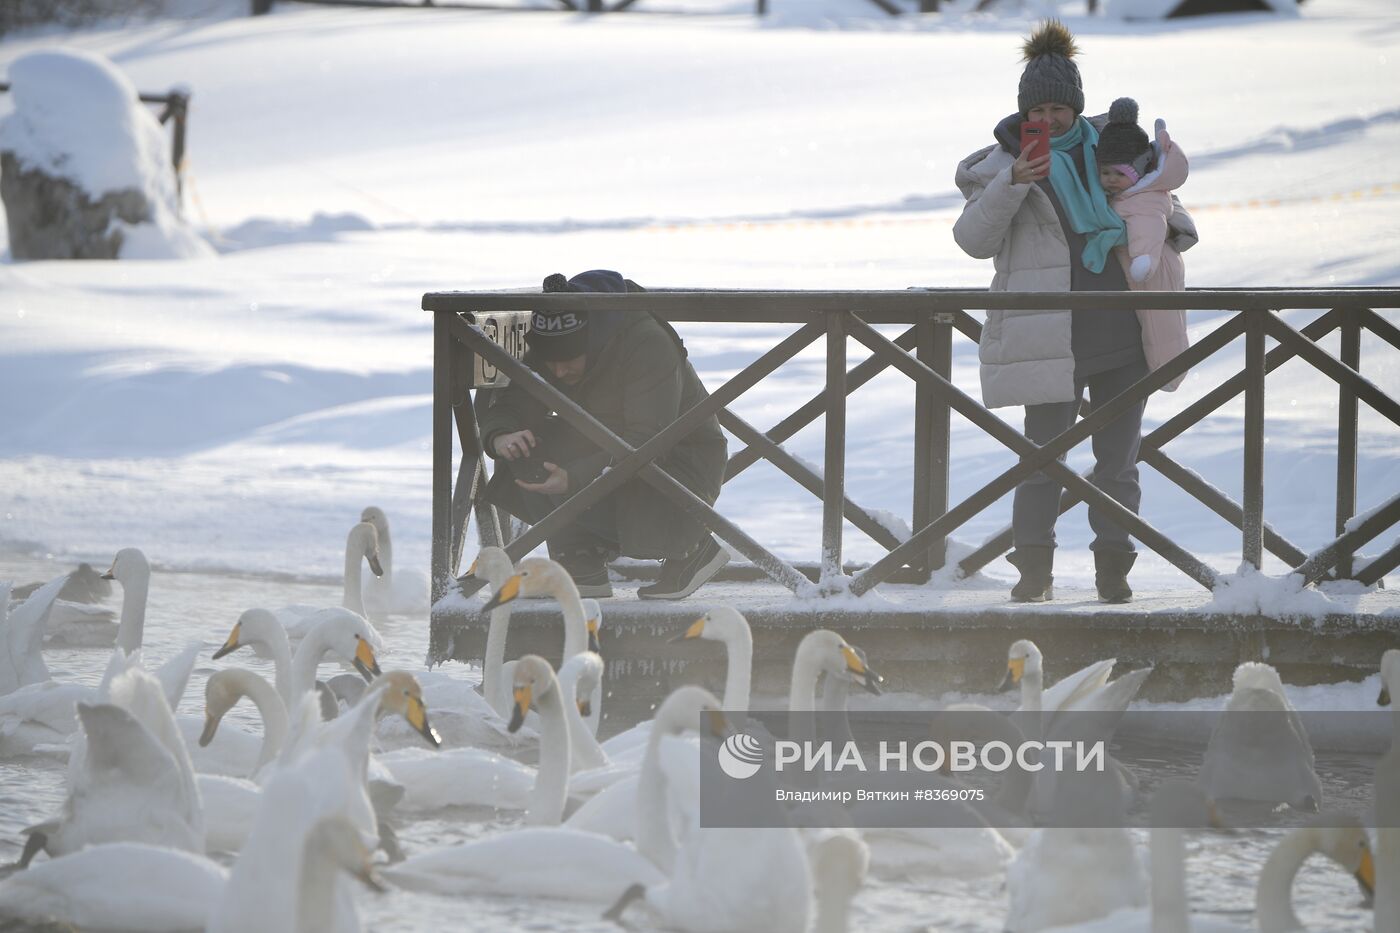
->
<box><xmin>1012</xmin><ymin>148</ymin><xmax>1050</xmax><ymax>185</ymax></box>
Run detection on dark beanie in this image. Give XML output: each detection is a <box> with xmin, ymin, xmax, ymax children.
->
<box><xmin>525</xmin><ymin>270</ymin><xmax>627</xmax><ymax>362</ymax></box>
<box><xmin>1095</xmin><ymin>98</ymin><xmax>1153</xmax><ymax>174</ymax></box>
<box><xmin>1017</xmin><ymin>20</ymin><xmax>1084</xmax><ymax>116</ymax></box>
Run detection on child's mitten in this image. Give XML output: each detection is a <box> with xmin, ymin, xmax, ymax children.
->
<box><xmin>1130</xmin><ymin>255</ymin><xmax>1153</xmax><ymax>282</ymax></box>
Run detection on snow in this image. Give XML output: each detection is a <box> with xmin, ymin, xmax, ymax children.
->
<box><xmin>0</xmin><ymin>47</ymin><xmax>210</xmax><ymax>259</ymax></box>
<box><xmin>0</xmin><ymin>0</ymin><xmax>1396</xmax><ymax>612</ymax></box>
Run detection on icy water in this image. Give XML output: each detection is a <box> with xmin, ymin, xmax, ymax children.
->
<box><xmin>0</xmin><ymin>550</ymin><xmax>1379</xmax><ymax>932</ymax></box>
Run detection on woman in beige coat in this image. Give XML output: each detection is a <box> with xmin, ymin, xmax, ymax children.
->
<box><xmin>952</xmin><ymin>22</ymin><xmax>1194</xmax><ymax>604</ymax></box>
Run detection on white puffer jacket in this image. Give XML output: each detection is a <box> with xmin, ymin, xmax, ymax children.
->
<box><xmin>953</xmin><ymin>144</ymin><xmax>1077</xmax><ymax>409</ymax></box>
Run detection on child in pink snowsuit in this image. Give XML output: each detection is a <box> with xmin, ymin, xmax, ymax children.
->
<box><xmin>1095</xmin><ymin>97</ymin><xmax>1191</xmax><ymax>390</ymax></box>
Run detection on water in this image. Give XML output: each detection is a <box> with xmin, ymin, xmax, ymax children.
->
<box><xmin>0</xmin><ymin>551</ymin><xmax>1378</xmax><ymax>931</ymax></box>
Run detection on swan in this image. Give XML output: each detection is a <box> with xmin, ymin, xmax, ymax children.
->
<box><xmin>268</xmin><ymin>521</ymin><xmax>383</xmax><ymax>638</ymax></box>
<box><xmin>387</xmin><ymin>682</ymin><xmax>728</xmax><ymax>904</ymax></box>
<box><xmin>12</xmin><ymin>561</ymin><xmax>111</xmax><ymax>603</ymax></box>
<box><xmin>1006</xmin><ymin>822</ymin><xmax>1148</xmax><ymax>932</ymax></box>
<box><xmin>1255</xmin><ymin>817</ymin><xmax>1375</xmax><ymax>933</ymax></box>
<box><xmin>212</xmin><ymin>607</ymin><xmax>383</xmax><ymax>709</ymax></box>
<box><xmin>1035</xmin><ymin>783</ymin><xmax>1244</xmax><ymax>933</ymax></box>
<box><xmin>197</xmin><ymin>668</ymin><xmax>289</xmax><ymax>778</ymax></box>
<box><xmin>11</xmin><ymin>562</ymin><xmax>119</xmax><ymax>646</ymax></box>
<box><xmin>25</xmin><ymin>666</ymin><xmax>205</xmax><ymax>864</ymax></box>
<box><xmin>558</xmin><ymin>650</ymin><xmax>608</xmax><ymax>771</ymax></box>
<box><xmin>1375</xmin><ymin>648</ymin><xmax>1399</xmax><ymax>933</ymax></box>
<box><xmin>102</xmin><ymin>547</ymin><xmax>152</xmax><ymax>655</ymax></box>
<box><xmin>1198</xmin><ymin>661</ymin><xmax>1321</xmax><ymax>813</ymax></box>
<box><xmin>600</xmin><ymin>604</ymin><xmax>753</xmax><ymax>761</ymax></box>
<box><xmin>1003</xmin><ymin>639</ymin><xmax>1153</xmax><ymax>733</ymax></box>
<box><xmin>0</xmin><ymin>572</ymin><xmax>67</xmax><ymax>695</ymax></box>
<box><xmin>359</xmin><ymin>505</ymin><xmax>431</xmax><ymax>618</ymax></box>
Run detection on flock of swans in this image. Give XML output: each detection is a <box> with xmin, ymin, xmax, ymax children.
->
<box><xmin>0</xmin><ymin>509</ymin><xmax>1396</xmax><ymax>932</ymax></box>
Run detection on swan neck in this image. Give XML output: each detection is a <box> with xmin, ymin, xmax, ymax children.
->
<box><xmin>528</xmin><ymin>689</ymin><xmax>570</xmax><ymax>826</ymax></box>
<box><xmin>561</xmin><ymin>671</ymin><xmax>607</xmax><ymax>772</ymax></box>
<box><xmin>342</xmin><ymin>545</ymin><xmax>365</xmax><ymax>616</ymax></box>
<box><xmin>788</xmin><ymin>645</ymin><xmax>821</xmax><ymax>713</ymax></box>
<box><xmin>813</xmin><ymin>883</ymin><xmax>852</xmax><ymax>933</ymax></box>
<box><xmin>1256</xmin><ymin>830</ymin><xmax>1310</xmax><ymax>932</ymax></box>
<box><xmin>1021</xmin><ymin>668</ymin><xmax>1043</xmax><ymax>715</ymax></box>
<box><xmin>1148</xmin><ymin>826</ymin><xmax>1190</xmax><ymax>933</ymax></box>
<box><xmin>243</xmin><ymin>675</ymin><xmax>291</xmax><ymax>773</ymax></box>
<box><xmin>264</xmin><ymin>628</ymin><xmax>295</xmax><ymax>710</ymax></box>
<box><xmin>481</xmin><ymin>601</ymin><xmax>512</xmax><ymax>706</ymax></box>
<box><xmin>290</xmin><ymin>627</ymin><xmax>333</xmax><ymax>701</ymax></box>
<box><xmin>559</xmin><ymin>589</ymin><xmax>587</xmax><ymax>659</ymax></box>
<box><xmin>116</xmin><ymin>569</ymin><xmax>150</xmax><ymax>654</ymax></box>
<box><xmin>635</xmin><ymin>726</ymin><xmax>677</xmax><ymax>873</ymax></box>
<box><xmin>723</xmin><ymin>628</ymin><xmax>753</xmax><ymax>710</ymax></box>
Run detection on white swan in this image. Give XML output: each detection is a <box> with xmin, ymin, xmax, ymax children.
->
<box><xmin>359</xmin><ymin>505</ymin><xmax>431</xmax><ymax>618</ymax></box>
<box><xmin>1255</xmin><ymin>818</ymin><xmax>1374</xmax><ymax>933</ymax></box>
<box><xmin>1374</xmin><ymin>648</ymin><xmax>1399</xmax><ymax>933</ymax></box>
<box><xmin>387</xmin><ymin>681</ymin><xmax>727</xmax><ymax>905</ymax></box>
<box><xmin>1004</xmin><ymin>639</ymin><xmax>1153</xmax><ymax>731</ymax></box>
<box><xmin>102</xmin><ymin>547</ymin><xmax>152</xmax><ymax>655</ymax></box>
<box><xmin>269</xmin><ymin>521</ymin><xmax>383</xmax><ymax>637</ymax></box>
<box><xmin>808</xmin><ymin>829</ymin><xmax>869</xmax><ymax>933</ymax></box>
<box><xmin>197</xmin><ymin>667</ymin><xmax>289</xmax><ymax>778</ymax></box>
<box><xmin>1198</xmin><ymin>661</ymin><xmax>1321</xmax><ymax>812</ymax></box>
<box><xmin>558</xmin><ymin>650</ymin><xmax>608</xmax><ymax>771</ymax></box>
<box><xmin>1006</xmin><ymin>822</ymin><xmax>1148</xmax><ymax>932</ymax></box>
<box><xmin>0</xmin><ymin>572</ymin><xmax>67</xmax><ymax>694</ymax></box>
<box><xmin>11</xmin><ymin>562</ymin><xmax>118</xmax><ymax>646</ymax></box>
<box><xmin>600</xmin><ymin>604</ymin><xmax>753</xmax><ymax>761</ymax></box>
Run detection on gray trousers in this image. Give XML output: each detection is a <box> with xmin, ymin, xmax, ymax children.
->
<box><xmin>1012</xmin><ymin>358</ymin><xmax>1148</xmax><ymax>554</ymax></box>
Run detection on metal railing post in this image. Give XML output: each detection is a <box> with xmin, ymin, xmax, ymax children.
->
<box><xmin>822</xmin><ymin>311</ymin><xmax>848</xmax><ymax>585</ymax></box>
<box><xmin>1336</xmin><ymin>306</ymin><xmax>1361</xmax><ymax>578</ymax></box>
<box><xmin>1242</xmin><ymin>310</ymin><xmax>1267</xmax><ymax>570</ymax></box>
<box><xmin>431</xmin><ymin>312</ymin><xmax>456</xmax><ymax>604</ymax></box>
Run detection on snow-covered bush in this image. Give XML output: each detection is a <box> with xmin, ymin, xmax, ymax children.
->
<box><xmin>0</xmin><ymin>48</ymin><xmax>212</xmax><ymax>260</ymax></box>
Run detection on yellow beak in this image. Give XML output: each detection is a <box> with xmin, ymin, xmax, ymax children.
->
<box><xmin>406</xmin><ymin>695</ymin><xmax>441</xmax><ymax>748</ymax></box>
<box><xmin>669</xmin><ymin>617</ymin><xmax>707</xmax><ymax>643</ymax></box>
<box><xmin>841</xmin><ymin>644</ymin><xmax>867</xmax><ymax>676</ymax></box>
<box><xmin>483</xmin><ymin>575</ymin><xmax>523</xmax><ymax>613</ymax></box>
<box><xmin>1007</xmin><ymin>657</ymin><xmax>1026</xmax><ymax>685</ymax></box>
<box><xmin>508</xmin><ymin>684</ymin><xmax>533</xmax><ymax>733</ymax></box>
<box><xmin>1356</xmin><ymin>846</ymin><xmax>1375</xmax><ymax>896</ymax></box>
<box><xmin>211</xmin><ymin>622</ymin><xmax>242</xmax><ymax>660</ymax></box>
<box><xmin>706</xmin><ymin>709</ymin><xmax>730</xmax><ymax>738</ymax></box>
<box><xmin>353</xmin><ymin>638</ymin><xmax>381</xmax><ymax>681</ymax></box>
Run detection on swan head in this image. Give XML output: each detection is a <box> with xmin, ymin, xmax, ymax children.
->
<box><xmin>375</xmin><ymin>671</ymin><xmax>440</xmax><ymax>748</ymax></box>
<box><xmin>307</xmin><ymin>610</ymin><xmax>384</xmax><ymax>682</ymax></box>
<box><xmin>558</xmin><ymin>651</ymin><xmax>604</xmax><ymax>718</ymax></box>
<box><xmin>483</xmin><ymin>557</ymin><xmax>576</xmax><ymax>612</ymax></box>
<box><xmin>655</xmin><ymin>684</ymin><xmax>729</xmax><ymax>740</ymax></box>
<box><xmin>100</xmin><ymin>547</ymin><xmax>149</xmax><ymax>585</ymax></box>
<box><xmin>1300</xmin><ymin>818</ymin><xmax>1374</xmax><ymax>899</ymax></box>
<box><xmin>201</xmin><ymin>668</ymin><xmax>257</xmax><ymax>746</ymax></box>
<box><xmin>347</xmin><ymin>522</ymin><xmax>383</xmax><ymax>578</ymax></box>
<box><xmin>1002</xmin><ymin>639</ymin><xmax>1044</xmax><ymax>689</ymax></box>
<box><xmin>669</xmin><ymin>605</ymin><xmax>749</xmax><ymax>645</ymax></box>
<box><xmin>359</xmin><ymin>506</ymin><xmax>390</xmax><ymax>539</ymax></box>
<box><xmin>213</xmin><ymin>608</ymin><xmax>281</xmax><ymax>660</ymax></box>
<box><xmin>508</xmin><ymin>655</ymin><xmax>559</xmax><ymax>733</ymax></box>
<box><xmin>582</xmin><ymin>598</ymin><xmax>603</xmax><ymax>654</ymax></box>
<box><xmin>1379</xmin><ymin>648</ymin><xmax>1398</xmax><ymax>706</ymax></box>
<box><xmin>465</xmin><ymin>547</ymin><xmax>515</xmax><ymax>591</ymax></box>
<box><xmin>799</xmin><ymin>630</ymin><xmax>883</xmax><ymax>696</ymax></box>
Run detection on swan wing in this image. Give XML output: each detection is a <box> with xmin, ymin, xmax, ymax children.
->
<box><xmin>2</xmin><ymin>573</ymin><xmax>68</xmax><ymax>692</ymax></box>
<box><xmin>379</xmin><ymin>746</ymin><xmax>534</xmax><ymax>811</ymax></box>
<box><xmin>1042</xmin><ymin>658</ymin><xmax>1116</xmax><ymax>714</ymax></box>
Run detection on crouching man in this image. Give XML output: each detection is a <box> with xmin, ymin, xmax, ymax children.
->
<box><xmin>479</xmin><ymin>270</ymin><xmax>730</xmax><ymax>600</ymax></box>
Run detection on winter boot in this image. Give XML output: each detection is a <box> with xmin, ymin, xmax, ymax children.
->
<box><xmin>1007</xmin><ymin>547</ymin><xmax>1054</xmax><ymax>603</ymax></box>
<box><xmin>1094</xmin><ymin>550</ymin><xmax>1138</xmax><ymax>604</ymax></box>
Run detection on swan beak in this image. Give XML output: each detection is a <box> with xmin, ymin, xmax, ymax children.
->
<box><xmin>861</xmin><ymin>667</ymin><xmax>885</xmax><ymax>696</ymax></box>
<box><xmin>706</xmin><ymin>709</ymin><xmax>730</xmax><ymax>739</ymax></box>
<box><xmin>1001</xmin><ymin>658</ymin><xmax>1025</xmax><ymax>690</ymax></box>
<box><xmin>464</xmin><ymin>557</ymin><xmax>480</xmax><ymax>580</ymax></box>
<box><xmin>100</xmin><ymin>561</ymin><xmax>116</xmax><ymax>581</ymax></box>
<box><xmin>1356</xmin><ymin>846</ymin><xmax>1375</xmax><ymax>898</ymax></box>
<box><xmin>198</xmin><ymin>711</ymin><xmax>220</xmax><ymax>747</ymax></box>
<box><xmin>406</xmin><ymin>695</ymin><xmax>441</xmax><ymax>748</ymax></box>
<box><xmin>578</xmin><ymin>698</ymin><xmax>592</xmax><ymax>718</ymax></box>
<box><xmin>353</xmin><ymin>638</ymin><xmax>382</xmax><ymax>681</ymax></box>
<box><xmin>669</xmin><ymin>617</ymin><xmax>706</xmax><ymax>643</ymax></box>
<box><xmin>841</xmin><ymin>645</ymin><xmax>883</xmax><ymax>695</ymax></box>
<box><xmin>587</xmin><ymin>619</ymin><xmax>602</xmax><ymax>655</ymax></box>
<box><xmin>509</xmin><ymin>685</ymin><xmax>532</xmax><ymax>733</ymax></box>
<box><xmin>367</xmin><ymin>554</ymin><xmax>384</xmax><ymax>578</ymax></box>
<box><xmin>211</xmin><ymin>623</ymin><xmax>242</xmax><ymax>660</ymax></box>
<box><xmin>1380</xmin><ymin>684</ymin><xmax>1392</xmax><ymax>707</ymax></box>
<box><xmin>483</xmin><ymin>575</ymin><xmax>523</xmax><ymax>613</ymax></box>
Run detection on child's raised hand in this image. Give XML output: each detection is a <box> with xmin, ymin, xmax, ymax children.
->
<box><xmin>1012</xmin><ymin>148</ymin><xmax>1050</xmax><ymax>185</ymax></box>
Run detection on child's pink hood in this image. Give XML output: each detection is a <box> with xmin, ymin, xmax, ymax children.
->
<box><xmin>1121</xmin><ymin>118</ymin><xmax>1188</xmax><ymax>196</ymax></box>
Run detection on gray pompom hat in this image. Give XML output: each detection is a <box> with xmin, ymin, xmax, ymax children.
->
<box><xmin>1017</xmin><ymin>20</ymin><xmax>1085</xmax><ymax>117</ymax></box>
<box><xmin>1095</xmin><ymin>98</ymin><xmax>1154</xmax><ymax>177</ymax></box>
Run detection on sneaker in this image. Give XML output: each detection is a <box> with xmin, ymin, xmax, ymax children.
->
<box><xmin>638</xmin><ymin>537</ymin><xmax>730</xmax><ymax>601</ymax></box>
<box><xmin>554</xmin><ymin>549</ymin><xmax>614</xmax><ymax>599</ymax></box>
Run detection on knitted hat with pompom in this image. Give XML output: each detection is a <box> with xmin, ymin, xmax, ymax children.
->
<box><xmin>1018</xmin><ymin>20</ymin><xmax>1084</xmax><ymax>116</ymax></box>
<box><xmin>1095</xmin><ymin>98</ymin><xmax>1153</xmax><ymax>177</ymax></box>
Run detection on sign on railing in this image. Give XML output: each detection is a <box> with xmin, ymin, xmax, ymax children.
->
<box><xmin>466</xmin><ymin>310</ymin><xmax>532</xmax><ymax>389</ymax></box>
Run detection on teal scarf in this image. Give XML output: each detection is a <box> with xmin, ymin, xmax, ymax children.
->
<box><xmin>1047</xmin><ymin>117</ymin><xmax>1126</xmax><ymax>274</ymax></box>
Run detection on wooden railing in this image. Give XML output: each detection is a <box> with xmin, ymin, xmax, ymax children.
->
<box><xmin>425</xmin><ymin>288</ymin><xmax>1400</xmax><ymax>604</ymax></box>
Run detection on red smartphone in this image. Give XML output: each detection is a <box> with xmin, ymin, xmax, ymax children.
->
<box><xmin>1020</xmin><ymin>120</ymin><xmax>1051</xmax><ymax>176</ymax></box>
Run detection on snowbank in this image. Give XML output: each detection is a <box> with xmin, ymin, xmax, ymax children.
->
<box><xmin>0</xmin><ymin>47</ymin><xmax>211</xmax><ymax>259</ymax></box>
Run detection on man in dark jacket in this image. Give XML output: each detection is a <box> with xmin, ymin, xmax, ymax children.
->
<box><xmin>478</xmin><ymin>270</ymin><xmax>729</xmax><ymax>600</ymax></box>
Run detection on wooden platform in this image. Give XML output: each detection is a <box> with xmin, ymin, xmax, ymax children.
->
<box><xmin>430</xmin><ymin>569</ymin><xmax>1399</xmax><ymax>719</ymax></box>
